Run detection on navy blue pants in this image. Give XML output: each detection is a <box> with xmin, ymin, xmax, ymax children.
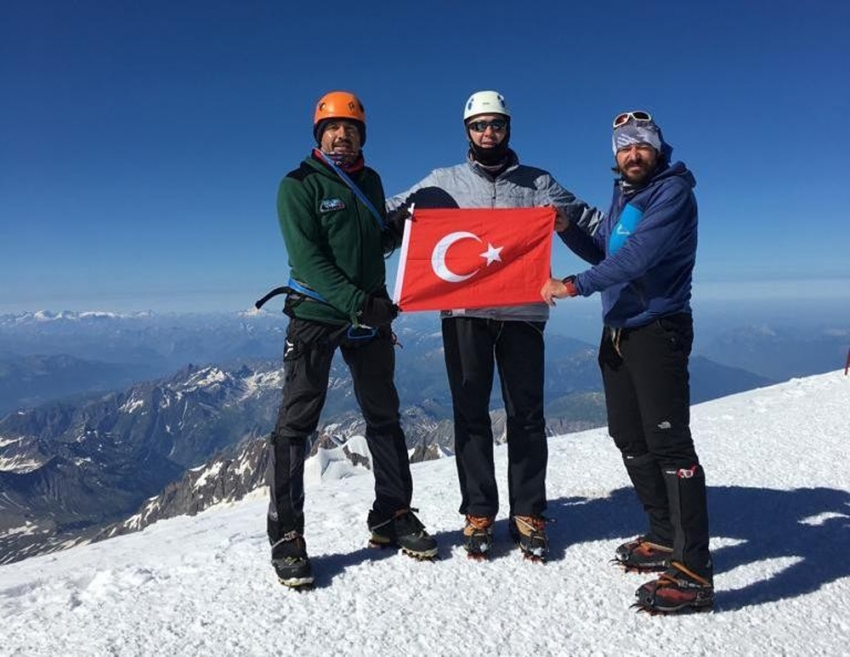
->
<box><xmin>267</xmin><ymin>318</ymin><xmax>412</xmax><ymax>544</ymax></box>
<box><xmin>442</xmin><ymin>317</ymin><xmax>548</xmax><ymax>519</ymax></box>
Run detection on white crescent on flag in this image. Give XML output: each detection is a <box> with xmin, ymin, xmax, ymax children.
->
<box><xmin>431</xmin><ymin>232</ymin><xmax>481</xmax><ymax>283</ymax></box>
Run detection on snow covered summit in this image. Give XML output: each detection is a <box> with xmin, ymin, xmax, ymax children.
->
<box><xmin>2</xmin><ymin>372</ymin><xmax>848</xmax><ymax>656</ymax></box>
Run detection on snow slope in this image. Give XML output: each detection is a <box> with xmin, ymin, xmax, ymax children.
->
<box><xmin>2</xmin><ymin>372</ymin><xmax>848</xmax><ymax>656</ymax></box>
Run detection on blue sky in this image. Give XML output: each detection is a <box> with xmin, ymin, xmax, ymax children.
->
<box><xmin>2</xmin><ymin>0</ymin><xmax>848</xmax><ymax>316</ymax></box>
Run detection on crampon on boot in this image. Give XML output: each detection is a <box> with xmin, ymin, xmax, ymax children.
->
<box><xmin>368</xmin><ymin>508</ymin><xmax>439</xmax><ymax>560</ymax></box>
<box><xmin>271</xmin><ymin>532</ymin><xmax>314</xmax><ymax>590</ymax></box>
<box><xmin>463</xmin><ymin>515</ymin><xmax>494</xmax><ymax>560</ymax></box>
<box><xmin>510</xmin><ymin>515</ymin><xmax>550</xmax><ymax>562</ymax></box>
<box><xmin>633</xmin><ymin>561</ymin><xmax>714</xmax><ymax>614</ymax></box>
<box><xmin>613</xmin><ymin>536</ymin><xmax>673</xmax><ymax>573</ymax></box>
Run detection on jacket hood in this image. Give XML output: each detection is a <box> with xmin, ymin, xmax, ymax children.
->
<box><xmin>655</xmin><ymin>124</ymin><xmax>674</xmax><ymax>164</ymax></box>
<box><xmin>653</xmin><ymin>160</ymin><xmax>695</xmax><ymax>189</ymax></box>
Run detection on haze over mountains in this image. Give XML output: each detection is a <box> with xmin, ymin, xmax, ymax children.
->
<box><xmin>0</xmin><ymin>309</ymin><xmax>846</xmax><ymax>565</ymax></box>
<box><xmin>5</xmin><ymin>307</ymin><xmax>842</xmax><ymax>414</ymax></box>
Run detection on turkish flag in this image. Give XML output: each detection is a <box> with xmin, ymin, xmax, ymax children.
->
<box><xmin>392</xmin><ymin>207</ymin><xmax>555</xmax><ymax>312</ymax></box>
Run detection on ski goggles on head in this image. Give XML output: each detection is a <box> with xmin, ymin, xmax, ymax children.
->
<box><xmin>467</xmin><ymin>119</ymin><xmax>508</xmax><ymax>133</ymax></box>
<box><xmin>612</xmin><ymin>110</ymin><xmax>652</xmax><ymax>128</ymax></box>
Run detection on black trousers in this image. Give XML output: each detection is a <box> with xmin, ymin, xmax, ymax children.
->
<box><xmin>267</xmin><ymin>318</ymin><xmax>412</xmax><ymax>544</ymax></box>
<box><xmin>599</xmin><ymin>313</ymin><xmax>712</xmax><ymax>579</ymax></box>
<box><xmin>442</xmin><ymin>317</ymin><xmax>547</xmax><ymax>519</ymax></box>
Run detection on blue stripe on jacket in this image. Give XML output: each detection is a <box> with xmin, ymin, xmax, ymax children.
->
<box><xmin>609</xmin><ymin>204</ymin><xmax>644</xmax><ymax>254</ymax></box>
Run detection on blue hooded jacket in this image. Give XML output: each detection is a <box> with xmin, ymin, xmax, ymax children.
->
<box><xmin>560</xmin><ymin>158</ymin><xmax>698</xmax><ymax>329</ymax></box>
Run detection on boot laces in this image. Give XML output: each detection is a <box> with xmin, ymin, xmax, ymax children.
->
<box><xmin>514</xmin><ymin>515</ymin><xmax>549</xmax><ymax>535</ymax></box>
<box><xmin>466</xmin><ymin>515</ymin><xmax>494</xmax><ymax>531</ymax></box>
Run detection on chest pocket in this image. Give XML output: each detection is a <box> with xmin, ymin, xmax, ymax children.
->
<box><xmin>494</xmin><ymin>182</ymin><xmax>538</xmax><ymax>207</ymax></box>
<box><xmin>319</xmin><ymin>197</ymin><xmax>347</xmax><ymax>214</ymax></box>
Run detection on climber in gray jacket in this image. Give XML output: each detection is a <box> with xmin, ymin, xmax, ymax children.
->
<box><xmin>387</xmin><ymin>90</ymin><xmax>601</xmax><ymax>560</ymax></box>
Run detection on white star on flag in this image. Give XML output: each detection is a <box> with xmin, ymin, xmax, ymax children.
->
<box><xmin>479</xmin><ymin>243</ymin><xmax>503</xmax><ymax>266</ymax></box>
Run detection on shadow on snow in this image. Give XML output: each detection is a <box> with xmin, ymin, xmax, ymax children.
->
<box><xmin>546</xmin><ymin>484</ymin><xmax>850</xmax><ymax>612</ymax></box>
<box><xmin>299</xmin><ymin>485</ymin><xmax>849</xmax><ymax>610</ymax></box>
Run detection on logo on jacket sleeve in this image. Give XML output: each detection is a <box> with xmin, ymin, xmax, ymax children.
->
<box><xmin>609</xmin><ymin>203</ymin><xmax>643</xmax><ymax>254</ymax></box>
<box><xmin>320</xmin><ymin>198</ymin><xmax>346</xmax><ymax>213</ymax></box>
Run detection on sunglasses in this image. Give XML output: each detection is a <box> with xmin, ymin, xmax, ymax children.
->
<box><xmin>467</xmin><ymin>119</ymin><xmax>508</xmax><ymax>133</ymax></box>
<box><xmin>612</xmin><ymin>110</ymin><xmax>652</xmax><ymax>128</ymax></box>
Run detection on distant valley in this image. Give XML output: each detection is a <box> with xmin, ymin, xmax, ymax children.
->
<box><xmin>1</xmin><ymin>309</ymin><xmax>845</xmax><ymax>564</ymax></box>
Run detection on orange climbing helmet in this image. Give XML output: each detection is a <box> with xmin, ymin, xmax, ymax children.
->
<box><xmin>313</xmin><ymin>91</ymin><xmax>367</xmax><ymax>145</ymax></box>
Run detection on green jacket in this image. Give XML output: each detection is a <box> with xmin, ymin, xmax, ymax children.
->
<box><xmin>276</xmin><ymin>153</ymin><xmax>397</xmax><ymax>325</ymax></box>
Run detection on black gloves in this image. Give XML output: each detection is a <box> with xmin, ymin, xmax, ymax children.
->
<box><xmin>357</xmin><ymin>294</ymin><xmax>399</xmax><ymax>327</ymax></box>
<box><xmin>387</xmin><ymin>206</ymin><xmax>412</xmax><ymax>239</ymax></box>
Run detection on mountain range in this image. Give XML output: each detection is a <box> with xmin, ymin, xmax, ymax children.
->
<box><xmin>1</xmin><ymin>309</ymin><xmax>844</xmax><ymax>565</ymax></box>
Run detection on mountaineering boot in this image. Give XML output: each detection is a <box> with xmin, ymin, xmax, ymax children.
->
<box><xmin>613</xmin><ymin>536</ymin><xmax>673</xmax><ymax>572</ymax></box>
<box><xmin>271</xmin><ymin>531</ymin><xmax>314</xmax><ymax>589</ymax></box>
<box><xmin>510</xmin><ymin>515</ymin><xmax>549</xmax><ymax>562</ymax></box>
<box><xmin>463</xmin><ymin>515</ymin><xmax>494</xmax><ymax>560</ymax></box>
<box><xmin>633</xmin><ymin>562</ymin><xmax>714</xmax><ymax>614</ymax></box>
<box><xmin>368</xmin><ymin>508</ymin><xmax>439</xmax><ymax>559</ymax></box>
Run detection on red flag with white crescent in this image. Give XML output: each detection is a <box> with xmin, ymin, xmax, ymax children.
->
<box><xmin>392</xmin><ymin>207</ymin><xmax>555</xmax><ymax>312</ymax></box>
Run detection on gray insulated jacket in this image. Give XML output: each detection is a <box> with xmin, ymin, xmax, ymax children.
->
<box><xmin>387</xmin><ymin>150</ymin><xmax>603</xmax><ymax>321</ymax></box>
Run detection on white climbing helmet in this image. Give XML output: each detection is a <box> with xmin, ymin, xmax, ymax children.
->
<box><xmin>463</xmin><ymin>90</ymin><xmax>511</xmax><ymax>122</ymax></box>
